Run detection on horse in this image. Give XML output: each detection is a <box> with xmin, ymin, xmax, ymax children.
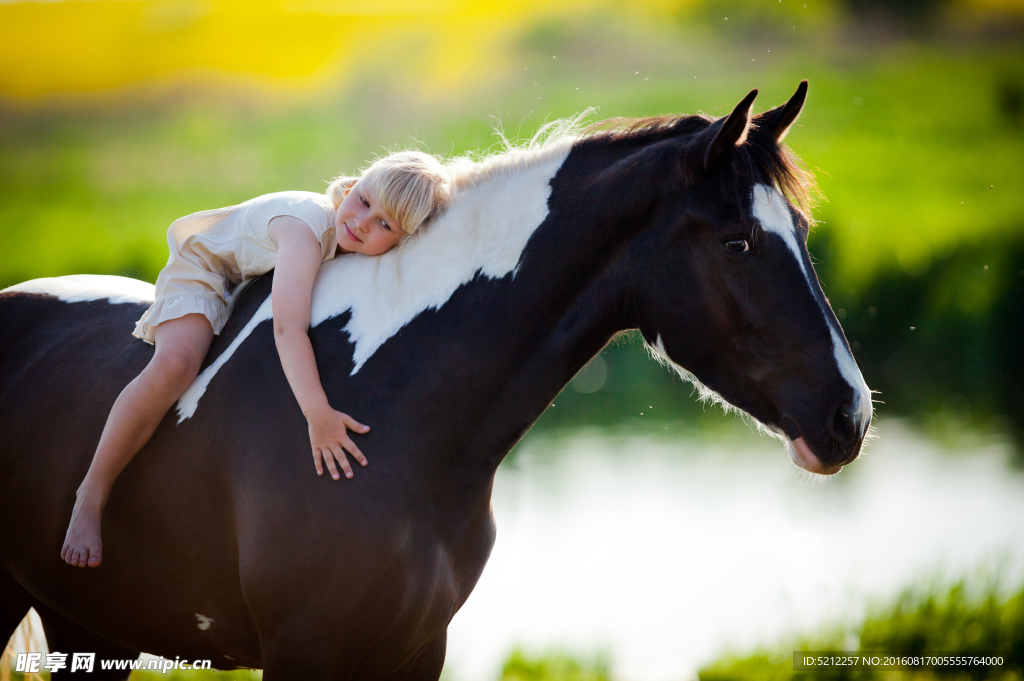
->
<box><xmin>0</xmin><ymin>82</ymin><xmax>870</xmax><ymax>679</ymax></box>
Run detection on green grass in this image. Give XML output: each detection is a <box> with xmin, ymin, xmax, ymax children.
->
<box><xmin>698</xmin><ymin>576</ymin><xmax>1024</xmax><ymax>681</ymax></box>
<box><xmin>499</xmin><ymin>648</ymin><xmax>612</xmax><ymax>681</ymax></box>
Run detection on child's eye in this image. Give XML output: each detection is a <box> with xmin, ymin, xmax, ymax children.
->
<box><xmin>360</xmin><ymin>195</ymin><xmax>369</xmax><ymax>207</ymax></box>
<box><xmin>380</xmin><ymin>219</ymin><xmax>391</xmax><ymax>231</ymax></box>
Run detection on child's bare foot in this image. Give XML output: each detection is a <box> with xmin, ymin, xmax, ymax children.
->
<box><xmin>61</xmin><ymin>497</ymin><xmax>104</xmax><ymax>568</ymax></box>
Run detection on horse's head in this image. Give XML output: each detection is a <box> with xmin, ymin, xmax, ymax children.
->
<box><xmin>629</xmin><ymin>82</ymin><xmax>871</xmax><ymax>474</ymax></box>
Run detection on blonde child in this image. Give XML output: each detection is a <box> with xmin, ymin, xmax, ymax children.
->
<box><xmin>61</xmin><ymin>151</ymin><xmax>451</xmax><ymax>568</ymax></box>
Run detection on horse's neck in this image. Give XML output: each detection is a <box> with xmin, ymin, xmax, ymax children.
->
<box><xmin>435</xmin><ymin>160</ymin><xmax>649</xmax><ymax>474</ymax></box>
<box><xmin>315</xmin><ymin>141</ymin><xmax>648</xmax><ymax>475</ymax></box>
<box><xmin>462</xmin><ymin>267</ymin><xmax>624</xmax><ymax>459</ymax></box>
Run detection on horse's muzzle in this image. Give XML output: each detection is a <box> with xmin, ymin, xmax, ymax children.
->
<box><xmin>788</xmin><ymin>436</ymin><xmax>844</xmax><ymax>475</ymax></box>
<box><xmin>828</xmin><ymin>395</ymin><xmax>869</xmax><ymax>457</ymax></box>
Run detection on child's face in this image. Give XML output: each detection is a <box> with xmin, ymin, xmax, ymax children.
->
<box><xmin>335</xmin><ymin>181</ymin><xmax>404</xmax><ymax>256</ymax></box>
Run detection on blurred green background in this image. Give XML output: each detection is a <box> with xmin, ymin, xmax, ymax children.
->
<box><xmin>3</xmin><ymin>0</ymin><xmax>1024</xmax><ymax>678</ymax></box>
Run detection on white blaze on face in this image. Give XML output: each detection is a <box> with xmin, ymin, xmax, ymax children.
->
<box><xmin>4</xmin><ymin>275</ymin><xmax>155</xmax><ymax>304</ymax></box>
<box><xmin>750</xmin><ymin>184</ymin><xmax>872</xmax><ymax>432</ymax></box>
<box><xmin>175</xmin><ymin>147</ymin><xmax>572</xmax><ymax>421</ymax></box>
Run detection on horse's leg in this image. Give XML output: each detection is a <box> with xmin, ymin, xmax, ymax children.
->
<box><xmin>0</xmin><ymin>570</ymin><xmax>34</xmax><ymax>642</ymax></box>
<box><xmin>390</xmin><ymin>630</ymin><xmax>447</xmax><ymax>681</ymax></box>
<box><xmin>33</xmin><ymin>600</ymin><xmax>139</xmax><ymax>680</ymax></box>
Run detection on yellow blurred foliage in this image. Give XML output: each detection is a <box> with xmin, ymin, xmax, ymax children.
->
<box><xmin>960</xmin><ymin>0</ymin><xmax>1024</xmax><ymax>11</ymax></box>
<box><xmin>0</xmin><ymin>0</ymin><xmax>680</xmax><ymax>99</ymax></box>
<box><xmin>4</xmin><ymin>0</ymin><xmax>1019</xmax><ymax>101</ymax></box>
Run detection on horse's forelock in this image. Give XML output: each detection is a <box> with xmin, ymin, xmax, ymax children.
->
<box><xmin>742</xmin><ymin>125</ymin><xmax>818</xmax><ymax>224</ymax></box>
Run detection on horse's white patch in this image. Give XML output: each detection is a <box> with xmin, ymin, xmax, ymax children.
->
<box><xmin>751</xmin><ymin>185</ymin><xmax>809</xmax><ymax>282</ymax></box>
<box><xmin>194</xmin><ymin>614</ymin><xmax>213</xmax><ymax>631</ymax></box>
<box><xmin>175</xmin><ymin>146</ymin><xmax>572</xmax><ymax>422</ymax></box>
<box><xmin>176</xmin><ymin>297</ymin><xmax>271</xmax><ymax>421</ymax></box>
<box><xmin>751</xmin><ymin>184</ymin><xmax>872</xmax><ymax>432</ymax></box>
<box><xmin>826</xmin><ymin>329</ymin><xmax>872</xmax><ymax>427</ymax></box>
<box><xmin>3</xmin><ymin>275</ymin><xmax>155</xmax><ymax>305</ymax></box>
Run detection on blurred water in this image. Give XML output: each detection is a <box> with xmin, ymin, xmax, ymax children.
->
<box><xmin>444</xmin><ymin>420</ymin><xmax>1024</xmax><ymax>681</ymax></box>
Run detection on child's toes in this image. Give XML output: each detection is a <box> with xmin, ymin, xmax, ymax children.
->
<box><xmin>87</xmin><ymin>551</ymin><xmax>102</xmax><ymax>568</ymax></box>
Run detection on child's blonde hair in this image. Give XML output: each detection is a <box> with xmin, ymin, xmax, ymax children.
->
<box><xmin>327</xmin><ymin>150</ymin><xmax>451</xmax><ymax>237</ymax></box>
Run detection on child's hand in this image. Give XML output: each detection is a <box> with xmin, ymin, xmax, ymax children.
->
<box><xmin>306</xmin><ymin>406</ymin><xmax>370</xmax><ymax>480</ymax></box>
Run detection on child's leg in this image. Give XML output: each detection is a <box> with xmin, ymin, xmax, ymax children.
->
<box><xmin>61</xmin><ymin>313</ymin><xmax>214</xmax><ymax>568</ymax></box>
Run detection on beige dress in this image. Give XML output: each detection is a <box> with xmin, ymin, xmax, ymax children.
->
<box><xmin>133</xmin><ymin>191</ymin><xmax>339</xmax><ymax>344</ymax></box>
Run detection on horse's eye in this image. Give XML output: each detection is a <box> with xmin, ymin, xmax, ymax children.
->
<box><xmin>726</xmin><ymin>239</ymin><xmax>750</xmax><ymax>254</ymax></box>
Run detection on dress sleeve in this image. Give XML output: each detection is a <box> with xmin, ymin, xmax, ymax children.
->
<box><xmin>258</xmin><ymin>194</ymin><xmax>338</xmax><ymax>263</ymax></box>
<box><xmin>302</xmin><ymin>209</ymin><xmax>338</xmax><ymax>263</ymax></box>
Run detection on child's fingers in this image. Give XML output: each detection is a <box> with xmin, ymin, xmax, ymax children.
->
<box><xmin>329</xmin><ymin>444</ymin><xmax>354</xmax><ymax>479</ymax></box>
<box><xmin>343</xmin><ymin>414</ymin><xmax>370</xmax><ymax>434</ymax></box>
<box><xmin>312</xmin><ymin>448</ymin><xmax>325</xmax><ymax>476</ymax></box>
<box><xmin>321</xmin><ymin>447</ymin><xmax>342</xmax><ymax>481</ymax></box>
<box><xmin>340</xmin><ymin>436</ymin><xmax>367</xmax><ymax>467</ymax></box>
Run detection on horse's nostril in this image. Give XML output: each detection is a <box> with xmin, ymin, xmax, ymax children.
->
<box><xmin>828</xmin><ymin>399</ymin><xmax>860</xmax><ymax>452</ymax></box>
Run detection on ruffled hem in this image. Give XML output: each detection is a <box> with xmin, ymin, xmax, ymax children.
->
<box><xmin>133</xmin><ymin>294</ymin><xmax>229</xmax><ymax>345</ymax></box>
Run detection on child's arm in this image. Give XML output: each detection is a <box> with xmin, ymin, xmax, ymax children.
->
<box><xmin>268</xmin><ymin>215</ymin><xmax>370</xmax><ymax>480</ymax></box>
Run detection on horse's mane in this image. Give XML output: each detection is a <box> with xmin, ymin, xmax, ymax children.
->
<box><xmin>442</xmin><ymin>109</ymin><xmax>818</xmax><ymax>223</ymax></box>
<box><xmin>443</xmin><ymin>111</ymin><xmax>590</xmax><ymax>197</ymax></box>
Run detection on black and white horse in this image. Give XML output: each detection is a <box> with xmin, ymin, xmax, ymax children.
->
<box><xmin>0</xmin><ymin>83</ymin><xmax>869</xmax><ymax>679</ymax></box>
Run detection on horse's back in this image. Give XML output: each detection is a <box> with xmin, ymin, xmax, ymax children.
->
<box><xmin>0</xmin><ymin>276</ymin><xmax>154</xmax><ymax>543</ymax></box>
<box><xmin>0</xmin><ymin>274</ymin><xmax>154</xmax><ymax>382</ymax></box>
<box><xmin>0</xmin><ymin>272</ymin><xmax>272</xmax><ymax>415</ymax></box>
<box><xmin>1</xmin><ymin>275</ymin><xmax>150</xmax><ymax>413</ymax></box>
<box><xmin>0</xmin><ymin>277</ymin><xmax>155</xmax><ymax>461</ymax></box>
<box><xmin>0</xmin><ymin>276</ymin><xmax>264</xmax><ymax>663</ymax></box>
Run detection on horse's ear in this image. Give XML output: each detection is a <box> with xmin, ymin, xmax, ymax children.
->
<box><xmin>755</xmin><ymin>80</ymin><xmax>808</xmax><ymax>142</ymax></box>
<box><xmin>703</xmin><ymin>88</ymin><xmax>758</xmax><ymax>169</ymax></box>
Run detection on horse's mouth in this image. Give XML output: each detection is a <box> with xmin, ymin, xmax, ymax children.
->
<box><xmin>782</xmin><ymin>418</ymin><xmax>843</xmax><ymax>475</ymax></box>
<box><xmin>788</xmin><ymin>436</ymin><xmax>843</xmax><ymax>475</ymax></box>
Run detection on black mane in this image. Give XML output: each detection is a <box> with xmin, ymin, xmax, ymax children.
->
<box><xmin>577</xmin><ymin>113</ymin><xmax>818</xmax><ymax>221</ymax></box>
